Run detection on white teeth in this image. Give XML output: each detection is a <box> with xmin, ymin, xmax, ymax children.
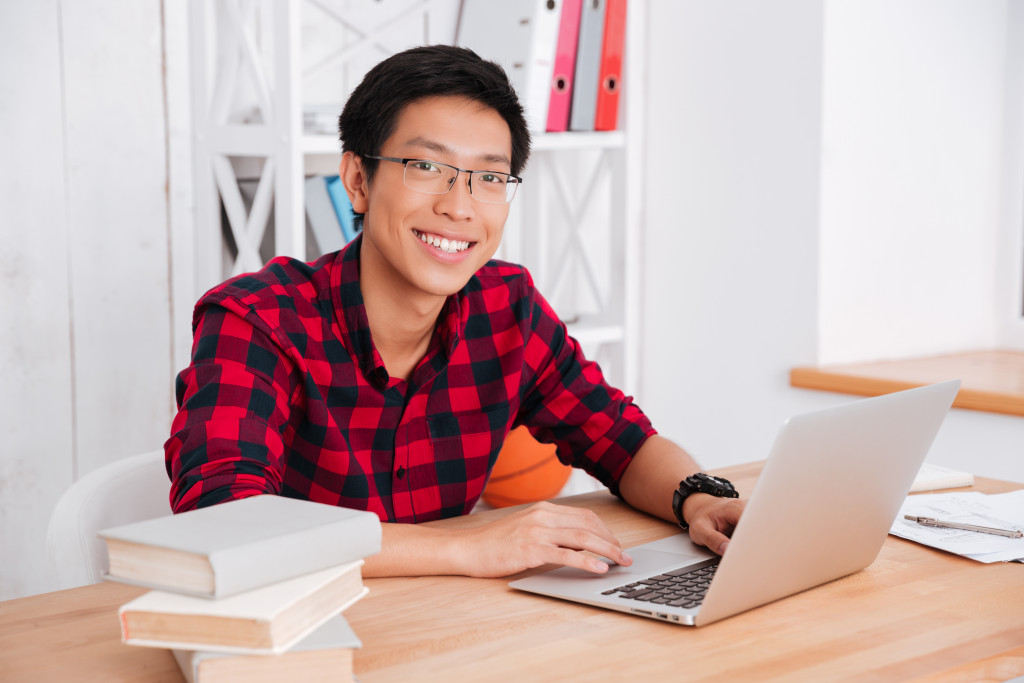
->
<box><xmin>416</xmin><ymin>230</ymin><xmax>471</xmax><ymax>254</ymax></box>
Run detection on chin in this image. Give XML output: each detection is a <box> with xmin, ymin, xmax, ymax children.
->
<box><xmin>416</xmin><ymin>274</ymin><xmax>475</xmax><ymax>298</ymax></box>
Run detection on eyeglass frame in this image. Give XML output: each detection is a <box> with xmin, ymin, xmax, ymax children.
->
<box><xmin>362</xmin><ymin>154</ymin><xmax>523</xmax><ymax>204</ymax></box>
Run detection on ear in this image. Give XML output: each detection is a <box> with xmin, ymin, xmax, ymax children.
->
<box><xmin>339</xmin><ymin>151</ymin><xmax>370</xmax><ymax>214</ymax></box>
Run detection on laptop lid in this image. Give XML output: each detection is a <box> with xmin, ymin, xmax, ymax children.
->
<box><xmin>510</xmin><ymin>380</ymin><xmax>961</xmax><ymax>626</ymax></box>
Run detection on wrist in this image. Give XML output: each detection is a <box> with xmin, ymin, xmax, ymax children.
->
<box><xmin>363</xmin><ymin>524</ymin><xmax>470</xmax><ymax>577</ymax></box>
<box><xmin>681</xmin><ymin>493</ymin><xmax>712</xmax><ymax>528</ymax></box>
<box><xmin>672</xmin><ymin>473</ymin><xmax>738</xmax><ymax>530</ymax></box>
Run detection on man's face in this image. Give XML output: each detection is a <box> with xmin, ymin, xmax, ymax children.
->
<box><xmin>355</xmin><ymin>95</ymin><xmax>513</xmax><ymax>302</ymax></box>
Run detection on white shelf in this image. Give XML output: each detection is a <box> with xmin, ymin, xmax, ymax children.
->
<box><xmin>567</xmin><ymin>321</ymin><xmax>625</xmax><ymax>346</ymax></box>
<box><xmin>300</xmin><ymin>130</ymin><xmax>625</xmax><ymax>156</ymax></box>
<box><xmin>302</xmin><ymin>134</ymin><xmax>341</xmax><ymax>155</ymax></box>
<box><xmin>532</xmin><ymin>131</ymin><xmax>626</xmax><ymax>152</ymax></box>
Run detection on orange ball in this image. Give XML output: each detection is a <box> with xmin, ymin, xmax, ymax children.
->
<box><xmin>482</xmin><ymin>426</ymin><xmax>572</xmax><ymax>508</ymax></box>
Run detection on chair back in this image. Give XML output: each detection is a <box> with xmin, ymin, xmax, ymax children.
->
<box><xmin>46</xmin><ymin>449</ymin><xmax>171</xmax><ymax>589</ymax></box>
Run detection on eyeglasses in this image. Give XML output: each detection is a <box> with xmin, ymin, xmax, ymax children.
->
<box><xmin>364</xmin><ymin>155</ymin><xmax>522</xmax><ymax>204</ymax></box>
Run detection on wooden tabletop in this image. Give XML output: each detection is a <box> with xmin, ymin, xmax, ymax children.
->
<box><xmin>2</xmin><ymin>462</ymin><xmax>1022</xmax><ymax>682</ymax></box>
<box><xmin>790</xmin><ymin>350</ymin><xmax>1024</xmax><ymax>417</ymax></box>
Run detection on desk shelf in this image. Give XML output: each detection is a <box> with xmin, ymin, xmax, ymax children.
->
<box><xmin>790</xmin><ymin>350</ymin><xmax>1024</xmax><ymax>417</ymax></box>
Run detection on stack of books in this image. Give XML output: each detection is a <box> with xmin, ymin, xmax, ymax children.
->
<box><xmin>99</xmin><ymin>495</ymin><xmax>382</xmax><ymax>682</ymax></box>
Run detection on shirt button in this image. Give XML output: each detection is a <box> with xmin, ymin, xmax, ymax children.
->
<box><xmin>396</xmin><ymin>466</ymin><xmax>405</xmax><ymax>480</ymax></box>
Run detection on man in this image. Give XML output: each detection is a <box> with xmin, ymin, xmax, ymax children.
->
<box><xmin>166</xmin><ymin>45</ymin><xmax>744</xmax><ymax>578</ymax></box>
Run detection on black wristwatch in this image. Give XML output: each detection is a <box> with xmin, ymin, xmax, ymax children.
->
<box><xmin>672</xmin><ymin>473</ymin><xmax>738</xmax><ymax>531</ymax></box>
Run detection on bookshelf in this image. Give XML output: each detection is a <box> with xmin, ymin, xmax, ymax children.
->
<box><xmin>187</xmin><ymin>0</ymin><xmax>645</xmax><ymax>394</ymax></box>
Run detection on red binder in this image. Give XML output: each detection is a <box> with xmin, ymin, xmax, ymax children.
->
<box><xmin>546</xmin><ymin>0</ymin><xmax>583</xmax><ymax>133</ymax></box>
<box><xmin>594</xmin><ymin>0</ymin><xmax>627</xmax><ymax>131</ymax></box>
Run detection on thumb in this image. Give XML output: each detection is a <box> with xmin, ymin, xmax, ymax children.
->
<box><xmin>689</xmin><ymin>518</ymin><xmax>731</xmax><ymax>556</ymax></box>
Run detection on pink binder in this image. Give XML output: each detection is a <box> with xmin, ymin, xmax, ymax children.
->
<box><xmin>545</xmin><ymin>0</ymin><xmax>583</xmax><ymax>133</ymax></box>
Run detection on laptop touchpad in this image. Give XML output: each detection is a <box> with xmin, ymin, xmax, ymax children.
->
<box><xmin>642</xmin><ymin>534</ymin><xmax>717</xmax><ymax>558</ymax></box>
<box><xmin>619</xmin><ymin>548</ymin><xmax>705</xmax><ymax>576</ymax></box>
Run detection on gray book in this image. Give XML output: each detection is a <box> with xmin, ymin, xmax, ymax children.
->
<box><xmin>99</xmin><ymin>494</ymin><xmax>381</xmax><ymax>598</ymax></box>
<box><xmin>306</xmin><ymin>175</ymin><xmax>346</xmax><ymax>254</ymax></box>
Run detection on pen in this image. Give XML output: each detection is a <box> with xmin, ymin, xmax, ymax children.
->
<box><xmin>904</xmin><ymin>515</ymin><xmax>1023</xmax><ymax>538</ymax></box>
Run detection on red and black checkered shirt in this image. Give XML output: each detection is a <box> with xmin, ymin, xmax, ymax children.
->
<box><xmin>165</xmin><ymin>236</ymin><xmax>655</xmax><ymax>522</ymax></box>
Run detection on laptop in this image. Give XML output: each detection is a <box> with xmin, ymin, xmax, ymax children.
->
<box><xmin>510</xmin><ymin>380</ymin><xmax>960</xmax><ymax>626</ymax></box>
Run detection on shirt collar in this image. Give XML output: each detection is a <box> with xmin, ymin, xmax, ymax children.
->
<box><xmin>331</xmin><ymin>234</ymin><xmax>466</xmax><ymax>389</ymax></box>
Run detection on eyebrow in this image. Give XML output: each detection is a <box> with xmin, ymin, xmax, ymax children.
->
<box><xmin>400</xmin><ymin>136</ymin><xmax>511</xmax><ymax>169</ymax></box>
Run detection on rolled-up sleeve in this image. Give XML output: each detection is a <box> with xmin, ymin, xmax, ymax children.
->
<box><xmin>165</xmin><ymin>303</ymin><xmax>299</xmax><ymax>512</ymax></box>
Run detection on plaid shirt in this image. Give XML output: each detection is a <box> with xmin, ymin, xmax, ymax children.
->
<box><xmin>166</xmin><ymin>236</ymin><xmax>655</xmax><ymax>522</ymax></box>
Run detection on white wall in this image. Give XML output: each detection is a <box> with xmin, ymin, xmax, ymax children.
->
<box><xmin>0</xmin><ymin>0</ymin><xmax>75</xmax><ymax>602</ymax></box>
<box><xmin>819</xmin><ymin>0</ymin><xmax>1010</xmax><ymax>364</ymax></box>
<box><xmin>640</xmin><ymin>0</ymin><xmax>833</xmax><ymax>469</ymax></box>
<box><xmin>814</xmin><ymin>0</ymin><xmax>1024</xmax><ymax>483</ymax></box>
<box><xmin>997</xmin><ymin>0</ymin><xmax>1024</xmax><ymax>348</ymax></box>
<box><xmin>640</xmin><ymin>0</ymin><xmax>1024</xmax><ymax>482</ymax></box>
<box><xmin>0</xmin><ymin>0</ymin><xmax>175</xmax><ymax>600</ymax></box>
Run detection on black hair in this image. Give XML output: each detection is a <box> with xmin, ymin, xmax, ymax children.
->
<box><xmin>338</xmin><ymin>45</ymin><xmax>531</xmax><ymax>184</ymax></box>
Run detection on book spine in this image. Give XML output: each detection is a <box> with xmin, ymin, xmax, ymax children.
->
<box><xmin>569</xmin><ymin>0</ymin><xmax>607</xmax><ymax>131</ymax></box>
<box><xmin>594</xmin><ymin>0</ymin><xmax>627</xmax><ymax>131</ymax></box>
<box><xmin>546</xmin><ymin>0</ymin><xmax>583</xmax><ymax>132</ymax></box>
<box><xmin>121</xmin><ymin>586</ymin><xmax>368</xmax><ymax>656</ymax></box>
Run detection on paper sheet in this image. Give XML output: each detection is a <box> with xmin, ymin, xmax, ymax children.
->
<box><xmin>889</xmin><ymin>490</ymin><xmax>1024</xmax><ymax>563</ymax></box>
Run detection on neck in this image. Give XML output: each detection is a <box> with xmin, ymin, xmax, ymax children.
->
<box><xmin>358</xmin><ymin>240</ymin><xmax>447</xmax><ymax>381</ymax></box>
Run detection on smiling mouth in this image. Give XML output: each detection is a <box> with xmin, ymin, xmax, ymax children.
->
<box><xmin>413</xmin><ymin>229</ymin><xmax>473</xmax><ymax>254</ymax></box>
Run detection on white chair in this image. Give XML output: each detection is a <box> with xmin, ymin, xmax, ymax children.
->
<box><xmin>46</xmin><ymin>449</ymin><xmax>172</xmax><ymax>590</ymax></box>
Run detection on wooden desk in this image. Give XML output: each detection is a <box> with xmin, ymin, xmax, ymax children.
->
<box><xmin>2</xmin><ymin>462</ymin><xmax>1022</xmax><ymax>682</ymax></box>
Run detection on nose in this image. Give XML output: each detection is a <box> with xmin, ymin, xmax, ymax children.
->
<box><xmin>434</xmin><ymin>171</ymin><xmax>475</xmax><ymax>220</ymax></box>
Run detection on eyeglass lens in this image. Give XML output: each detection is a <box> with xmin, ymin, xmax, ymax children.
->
<box><xmin>403</xmin><ymin>160</ymin><xmax>518</xmax><ymax>204</ymax></box>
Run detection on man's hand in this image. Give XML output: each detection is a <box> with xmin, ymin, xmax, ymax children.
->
<box><xmin>682</xmin><ymin>493</ymin><xmax>745</xmax><ymax>556</ymax></box>
<box><xmin>362</xmin><ymin>502</ymin><xmax>633</xmax><ymax>579</ymax></box>
<box><xmin>617</xmin><ymin>435</ymin><xmax>749</xmax><ymax>555</ymax></box>
<box><xmin>455</xmin><ymin>501</ymin><xmax>634</xmax><ymax>577</ymax></box>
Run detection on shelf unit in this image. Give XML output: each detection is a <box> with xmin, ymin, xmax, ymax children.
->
<box><xmin>187</xmin><ymin>0</ymin><xmax>645</xmax><ymax>394</ymax></box>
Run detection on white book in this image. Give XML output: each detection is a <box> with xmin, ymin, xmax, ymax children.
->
<box><xmin>120</xmin><ymin>561</ymin><xmax>367</xmax><ymax>655</ymax></box>
<box><xmin>100</xmin><ymin>494</ymin><xmax>381</xmax><ymax>598</ymax></box>
<box><xmin>457</xmin><ymin>0</ymin><xmax>563</xmax><ymax>132</ymax></box>
<box><xmin>909</xmin><ymin>462</ymin><xmax>975</xmax><ymax>493</ymax></box>
<box><xmin>172</xmin><ymin>613</ymin><xmax>361</xmax><ymax>682</ymax></box>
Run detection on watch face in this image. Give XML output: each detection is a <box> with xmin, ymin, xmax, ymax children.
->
<box><xmin>687</xmin><ymin>473</ymin><xmax>737</xmax><ymax>498</ymax></box>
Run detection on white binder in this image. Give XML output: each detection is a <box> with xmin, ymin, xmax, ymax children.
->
<box><xmin>456</xmin><ymin>0</ymin><xmax>563</xmax><ymax>133</ymax></box>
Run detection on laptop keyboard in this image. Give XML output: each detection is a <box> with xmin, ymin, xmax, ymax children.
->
<box><xmin>601</xmin><ymin>561</ymin><xmax>720</xmax><ymax>609</ymax></box>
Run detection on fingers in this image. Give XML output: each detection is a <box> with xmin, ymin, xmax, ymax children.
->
<box><xmin>526</xmin><ymin>501</ymin><xmax>619</xmax><ymax>545</ymax></box>
<box><xmin>540</xmin><ymin>525</ymin><xmax>632</xmax><ymax>572</ymax></box>
<box><xmin>523</xmin><ymin>502</ymin><xmax>633</xmax><ymax>567</ymax></box>
<box><xmin>695</xmin><ymin>527</ymin><xmax>731</xmax><ymax>556</ymax></box>
<box><xmin>687</xmin><ymin>498</ymin><xmax>745</xmax><ymax>556</ymax></box>
<box><xmin>497</xmin><ymin>502</ymin><xmax>631</xmax><ymax>574</ymax></box>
